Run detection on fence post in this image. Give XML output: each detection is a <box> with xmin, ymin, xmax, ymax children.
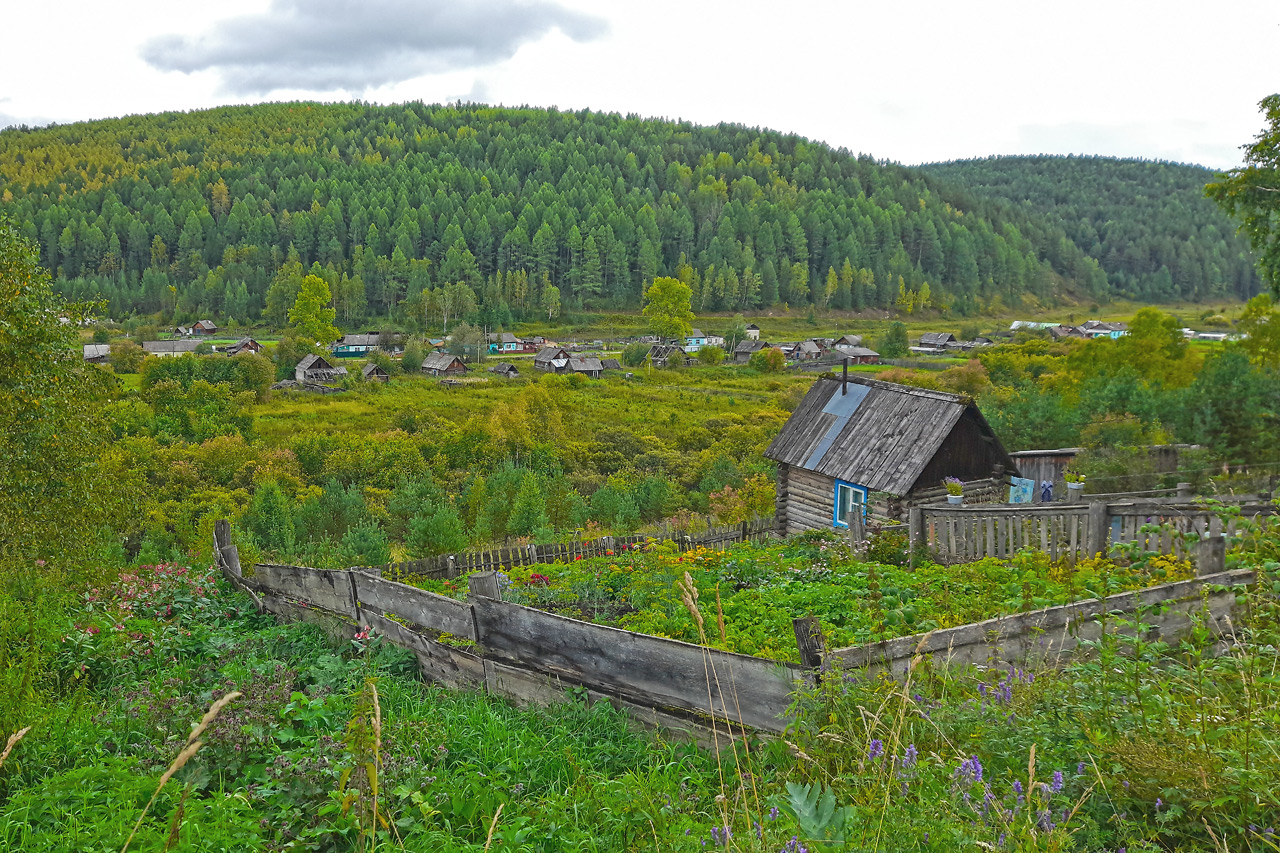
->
<box><xmin>1196</xmin><ymin>534</ymin><xmax>1226</xmax><ymax>576</ymax></box>
<box><xmin>1176</xmin><ymin>482</ymin><xmax>1192</xmax><ymax>500</ymax></box>
<box><xmin>907</xmin><ymin>507</ymin><xmax>924</xmax><ymax>568</ymax></box>
<box><xmin>1087</xmin><ymin>502</ymin><xmax>1109</xmax><ymax>557</ymax></box>
<box><xmin>792</xmin><ymin>616</ymin><xmax>826</xmax><ymax>673</ymax></box>
<box><xmin>468</xmin><ymin>571</ymin><xmax>503</xmax><ymax>600</ymax></box>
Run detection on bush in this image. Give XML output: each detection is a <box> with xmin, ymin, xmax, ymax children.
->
<box><xmin>621</xmin><ymin>342</ymin><xmax>649</xmax><ymax>367</ymax></box>
<box><xmin>402</xmin><ymin>339</ymin><xmax>425</xmax><ymax>373</ymax></box>
<box><xmin>109</xmin><ymin>339</ymin><xmax>146</xmax><ymax>373</ymax></box>
<box><xmin>697</xmin><ymin>345</ymin><xmax>725</xmax><ymax>366</ymax></box>
<box><xmin>748</xmin><ymin>347</ymin><xmax>785</xmax><ymax>373</ymax></box>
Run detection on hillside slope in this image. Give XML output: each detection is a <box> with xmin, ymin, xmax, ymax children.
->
<box><xmin>0</xmin><ymin>103</ymin><xmax>1109</xmax><ymax>325</ymax></box>
<box><xmin>921</xmin><ymin>155</ymin><xmax>1259</xmax><ymax>303</ymax></box>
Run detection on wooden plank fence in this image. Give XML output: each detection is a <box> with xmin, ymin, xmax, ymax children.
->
<box><xmin>370</xmin><ymin>517</ymin><xmax>776</xmax><ymax>583</ymax></box>
<box><xmin>211</xmin><ymin>519</ymin><xmax>1257</xmax><ymax>738</ymax></box>
<box><xmin>911</xmin><ymin>495</ymin><xmax>1273</xmax><ymax>569</ymax></box>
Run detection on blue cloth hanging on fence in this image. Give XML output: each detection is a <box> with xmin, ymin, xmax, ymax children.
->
<box><xmin>1041</xmin><ymin>480</ymin><xmax>1054</xmax><ymax>502</ymax></box>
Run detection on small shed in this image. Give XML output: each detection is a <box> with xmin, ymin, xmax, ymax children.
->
<box><xmin>567</xmin><ymin>357</ymin><xmax>604</xmax><ymax>378</ymax></box>
<box><xmin>224</xmin><ymin>337</ymin><xmax>263</xmax><ymax>356</ymax></box>
<box><xmin>839</xmin><ymin>346</ymin><xmax>880</xmax><ymax>365</ymax></box>
<box><xmin>919</xmin><ymin>332</ymin><xmax>956</xmax><ymax>348</ymax></box>
<box><xmin>422</xmin><ymin>352</ymin><xmax>468</xmax><ymax>377</ymax></box>
<box><xmin>83</xmin><ymin>343</ymin><xmax>111</xmax><ymax>363</ymax></box>
<box><xmin>600</xmin><ymin>357</ymin><xmax>622</xmax><ymax>370</ymax></box>
<box><xmin>534</xmin><ymin>346</ymin><xmax>570</xmax><ymax>371</ymax></box>
<box><xmin>362</xmin><ymin>362</ymin><xmax>390</xmax><ymax>382</ymax></box>
<box><xmin>734</xmin><ymin>339</ymin><xmax>770</xmax><ymax>363</ymax></box>
<box><xmin>295</xmin><ymin>353</ymin><xmax>349</xmax><ymax>384</ymax></box>
<box><xmin>488</xmin><ymin>362</ymin><xmax>520</xmax><ymax>378</ymax></box>
<box><xmin>765</xmin><ymin>375</ymin><xmax>1017</xmax><ymax>533</ymax></box>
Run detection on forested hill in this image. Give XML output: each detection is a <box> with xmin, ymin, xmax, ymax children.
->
<box><xmin>921</xmin><ymin>155</ymin><xmax>1259</xmax><ymax>303</ymax></box>
<box><xmin>0</xmin><ymin>103</ymin><xmax>1228</xmax><ymax>328</ymax></box>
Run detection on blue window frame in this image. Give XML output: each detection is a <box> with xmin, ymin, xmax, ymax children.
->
<box><xmin>833</xmin><ymin>480</ymin><xmax>868</xmax><ymax>528</ymax></box>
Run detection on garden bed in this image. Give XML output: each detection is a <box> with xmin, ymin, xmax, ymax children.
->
<box><xmin>408</xmin><ymin>529</ymin><xmax>1195</xmax><ymax>663</ymax></box>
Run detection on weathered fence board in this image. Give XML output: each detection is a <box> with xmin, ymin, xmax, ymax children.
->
<box><xmin>362</xmin><ymin>611</ymin><xmax>485</xmax><ymax>690</ymax></box>
<box><xmin>252</xmin><ymin>564</ymin><xmax>356</xmax><ymax>617</ymax></box>
<box><xmin>827</xmin><ymin>568</ymin><xmax>1253</xmax><ymax>677</ymax></box>
<box><xmin>352</xmin><ymin>572</ymin><xmax>475</xmax><ymax>639</ymax></box>
<box><xmin>470</xmin><ymin>597</ymin><xmax>802</xmax><ymax>733</ymax></box>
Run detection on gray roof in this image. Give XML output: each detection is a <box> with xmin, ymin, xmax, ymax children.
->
<box><xmin>840</xmin><ymin>346</ymin><xmax>880</xmax><ymax>358</ymax></box>
<box><xmin>920</xmin><ymin>332</ymin><xmax>956</xmax><ymax>346</ymax></box>
<box><xmin>143</xmin><ymin>340</ymin><xmax>201</xmax><ymax>354</ymax></box>
<box><xmin>489</xmin><ymin>362</ymin><xmax>519</xmax><ymax>374</ymax></box>
<box><xmin>422</xmin><ymin>351</ymin><xmax>466</xmax><ymax>372</ymax></box>
<box><xmin>600</xmin><ymin>358</ymin><xmax>622</xmax><ymax>370</ymax></box>
<box><xmin>834</xmin><ymin>335</ymin><xmax>863</xmax><ymax>347</ymax></box>
<box><xmin>83</xmin><ymin>344</ymin><xmax>110</xmax><ymax>359</ymax></box>
<box><xmin>337</xmin><ymin>334</ymin><xmax>383</xmax><ymax>347</ymax></box>
<box><xmin>688</xmin><ymin>328</ymin><xmax>704</xmax><ymax>338</ymax></box>
<box><xmin>362</xmin><ymin>362</ymin><xmax>388</xmax><ymax>377</ymax></box>
<box><xmin>535</xmin><ymin>346</ymin><xmax>569</xmax><ymax>361</ymax></box>
<box><xmin>735</xmin><ymin>339</ymin><xmax>769</xmax><ymax>353</ymax></box>
<box><xmin>297</xmin><ymin>353</ymin><xmax>333</xmax><ymax>371</ymax></box>
<box><xmin>764</xmin><ymin>376</ymin><xmax>1014</xmax><ymax>496</ymax></box>
<box><xmin>225</xmin><ymin>337</ymin><xmax>261</xmax><ymax>354</ymax></box>
<box><xmin>568</xmin><ymin>357</ymin><xmax>603</xmax><ymax>373</ymax></box>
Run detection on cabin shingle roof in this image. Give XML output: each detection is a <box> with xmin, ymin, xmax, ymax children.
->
<box><xmin>764</xmin><ymin>376</ymin><xmax>1013</xmax><ymax>496</ymax></box>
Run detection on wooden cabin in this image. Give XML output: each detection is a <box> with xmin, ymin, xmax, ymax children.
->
<box><xmin>224</xmin><ymin>337</ymin><xmax>263</xmax><ymax>356</ymax></box>
<box><xmin>422</xmin><ymin>352</ymin><xmax>468</xmax><ymax>376</ymax></box>
<box><xmin>488</xmin><ymin>362</ymin><xmax>520</xmax><ymax>378</ymax></box>
<box><xmin>295</xmin><ymin>353</ymin><xmax>349</xmax><ymax>384</ymax></box>
<box><xmin>647</xmin><ymin>344</ymin><xmax>691</xmax><ymax>368</ymax></box>
<box><xmin>143</xmin><ymin>340</ymin><xmax>202</xmax><ymax>357</ymax></box>
<box><xmin>566</xmin><ymin>357</ymin><xmax>604</xmax><ymax>378</ymax></box>
<box><xmin>734</xmin><ymin>339</ymin><xmax>771</xmax><ymax>363</ymax></box>
<box><xmin>362</xmin><ymin>362</ymin><xmax>390</xmax><ymax>382</ymax></box>
<box><xmin>534</xmin><ymin>346</ymin><xmax>570</xmax><ymax>371</ymax></box>
<box><xmin>764</xmin><ymin>376</ymin><xmax>1017</xmax><ymax>534</ymax></box>
<box><xmin>191</xmin><ymin>319</ymin><xmax>219</xmax><ymax>336</ymax></box>
<box><xmin>83</xmin><ymin>343</ymin><xmax>111</xmax><ymax>364</ymax></box>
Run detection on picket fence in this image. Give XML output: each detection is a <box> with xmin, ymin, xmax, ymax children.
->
<box><xmin>368</xmin><ymin>517</ymin><xmax>776</xmax><ymax>583</ymax></box>
<box><xmin>910</xmin><ymin>495</ymin><xmax>1274</xmax><ymax>567</ymax></box>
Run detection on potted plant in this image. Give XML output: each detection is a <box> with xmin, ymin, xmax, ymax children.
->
<box><xmin>943</xmin><ymin>477</ymin><xmax>964</xmax><ymax>505</ymax></box>
<box><xmin>1064</xmin><ymin>470</ymin><xmax>1086</xmax><ymax>492</ymax></box>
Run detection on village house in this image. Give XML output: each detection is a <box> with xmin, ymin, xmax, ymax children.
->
<box><xmin>838</xmin><ymin>346</ymin><xmax>880</xmax><ymax>365</ymax></box>
<box><xmin>789</xmin><ymin>340</ymin><xmax>826</xmax><ymax>361</ymax></box>
<box><xmin>83</xmin><ymin>343</ymin><xmax>111</xmax><ymax>363</ymax></box>
<box><xmin>706</xmin><ymin>334</ymin><xmax>726</xmax><ymax>348</ymax></box>
<box><xmin>488</xmin><ymin>332</ymin><xmax>537</xmax><ymax>355</ymax></box>
<box><xmin>295</xmin><ymin>354</ymin><xmax>349</xmax><ymax>384</ymax></box>
<box><xmin>765</xmin><ymin>375</ymin><xmax>1017</xmax><ymax>533</ymax></box>
<box><xmin>733</xmin><ymin>339</ymin><xmax>771</xmax><ymax>363</ymax></box>
<box><xmin>143</xmin><ymin>340</ymin><xmax>202</xmax><ymax>357</ymax></box>
<box><xmin>361</xmin><ymin>362</ymin><xmax>390</xmax><ymax>382</ymax></box>
<box><xmin>566</xmin><ymin>357</ymin><xmax>604</xmax><ymax>378</ymax></box>
<box><xmin>332</xmin><ymin>333</ymin><xmax>398</xmax><ymax>358</ymax></box>
<box><xmin>832</xmin><ymin>334</ymin><xmax>863</xmax><ymax>353</ymax></box>
<box><xmin>488</xmin><ymin>362</ymin><xmax>520</xmax><ymax>378</ymax></box>
<box><xmin>745</xmin><ymin>323</ymin><xmax>761</xmax><ymax>340</ymax></box>
<box><xmin>685</xmin><ymin>328</ymin><xmax>707</xmax><ymax>351</ymax></box>
<box><xmin>600</xmin><ymin>357</ymin><xmax>622</xmax><ymax>371</ymax></box>
<box><xmin>919</xmin><ymin>332</ymin><xmax>956</xmax><ymax>349</ymax></box>
<box><xmin>422</xmin><ymin>352</ymin><xmax>468</xmax><ymax>377</ymax></box>
<box><xmin>190</xmin><ymin>319</ymin><xmax>218</xmax><ymax>336</ymax></box>
<box><xmin>224</xmin><ymin>337</ymin><xmax>263</xmax><ymax>356</ymax></box>
<box><xmin>534</xmin><ymin>346</ymin><xmax>571</xmax><ymax>371</ymax></box>
<box><xmin>1080</xmin><ymin>320</ymin><xmax>1128</xmax><ymax>339</ymax></box>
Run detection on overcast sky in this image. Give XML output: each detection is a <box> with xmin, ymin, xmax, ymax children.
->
<box><xmin>2</xmin><ymin>0</ymin><xmax>1275</xmax><ymax>169</ymax></box>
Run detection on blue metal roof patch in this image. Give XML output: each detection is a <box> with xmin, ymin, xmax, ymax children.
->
<box><xmin>803</xmin><ymin>383</ymin><xmax>870</xmax><ymax>471</ymax></box>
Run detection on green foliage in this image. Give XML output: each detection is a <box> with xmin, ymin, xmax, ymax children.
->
<box><xmin>244</xmin><ymin>480</ymin><xmax>294</xmax><ymax>553</ymax></box>
<box><xmin>108</xmin><ymin>339</ymin><xmax>145</xmax><ymax>373</ymax></box>
<box><xmin>288</xmin><ymin>274</ymin><xmax>340</xmax><ymax>344</ymax></box>
<box><xmin>748</xmin><ymin>346</ymin><xmax>785</xmax><ymax>372</ymax></box>
<box><xmin>400</xmin><ymin>339</ymin><xmax>424</xmax><ymax>373</ymax></box>
<box><xmin>407</xmin><ymin>502</ymin><xmax>468</xmax><ymax>558</ymax></box>
<box><xmin>697</xmin><ymin>344</ymin><xmax>725</xmax><ymax>365</ymax></box>
<box><xmin>781</xmin><ymin>781</ymin><xmax>854</xmax><ymax>849</ymax></box>
<box><xmin>1235</xmin><ymin>293</ymin><xmax>1280</xmax><ymax>367</ymax></box>
<box><xmin>878</xmin><ymin>321</ymin><xmax>909</xmax><ymax>358</ymax></box>
<box><xmin>1207</xmin><ymin>93</ymin><xmax>1280</xmax><ymax>292</ymax></box>
<box><xmin>642</xmin><ymin>276</ymin><xmax>695</xmax><ymax>341</ymax></box>
<box><xmin>140</xmin><ymin>352</ymin><xmax>274</xmax><ymax>400</ymax></box>
<box><xmin>929</xmin><ymin>153</ymin><xmax>1260</xmax><ymax>301</ymax></box>
<box><xmin>620</xmin><ymin>342</ymin><xmax>649</xmax><ymax>367</ymax></box>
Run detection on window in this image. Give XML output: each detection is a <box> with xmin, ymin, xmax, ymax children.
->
<box><xmin>833</xmin><ymin>480</ymin><xmax>867</xmax><ymax>528</ymax></box>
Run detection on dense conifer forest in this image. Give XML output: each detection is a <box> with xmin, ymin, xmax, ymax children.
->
<box><xmin>922</xmin><ymin>155</ymin><xmax>1259</xmax><ymax>303</ymax></box>
<box><xmin>0</xmin><ymin>102</ymin><xmax>1177</xmax><ymax>327</ymax></box>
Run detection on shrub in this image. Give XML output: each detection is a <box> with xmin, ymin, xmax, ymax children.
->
<box><xmin>748</xmin><ymin>347</ymin><xmax>784</xmax><ymax>373</ymax></box>
<box><xmin>401</xmin><ymin>339</ymin><xmax>425</xmax><ymax>373</ymax></box>
<box><xmin>620</xmin><ymin>342</ymin><xmax>649</xmax><ymax>367</ymax></box>
<box><xmin>697</xmin><ymin>344</ymin><xmax>725</xmax><ymax>365</ymax></box>
<box><xmin>109</xmin><ymin>339</ymin><xmax>145</xmax><ymax>373</ymax></box>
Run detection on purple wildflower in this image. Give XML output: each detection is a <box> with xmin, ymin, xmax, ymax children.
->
<box><xmin>868</xmin><ymin>739</ymin><xmax>884</xmax><ymax>760</ymax></box>
<box><xmin>1052</xmin><ymin>770</ymin><xmax>1064</xmax><ymax>792</ymax></box>
<box><xmin>1013</xmin><ymin>780</ymin><xmax>1024</xmax><ymax>795</ymax></box>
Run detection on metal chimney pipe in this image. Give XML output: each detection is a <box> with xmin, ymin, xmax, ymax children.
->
<box><xmin>842</xmin><ymin>357</ymin><xmax>849</xmax><ymax>395</ymax></box>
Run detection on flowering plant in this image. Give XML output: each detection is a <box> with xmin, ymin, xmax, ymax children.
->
<box><xmin>1063</xmin><ymin>469</ymin><xmax>1086</xmax><ymax>485</ymax></box>
<box><xmin>943</xmin><ymin>477</ymin><xmax>965</xmax><ymax>496</ymax></box>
